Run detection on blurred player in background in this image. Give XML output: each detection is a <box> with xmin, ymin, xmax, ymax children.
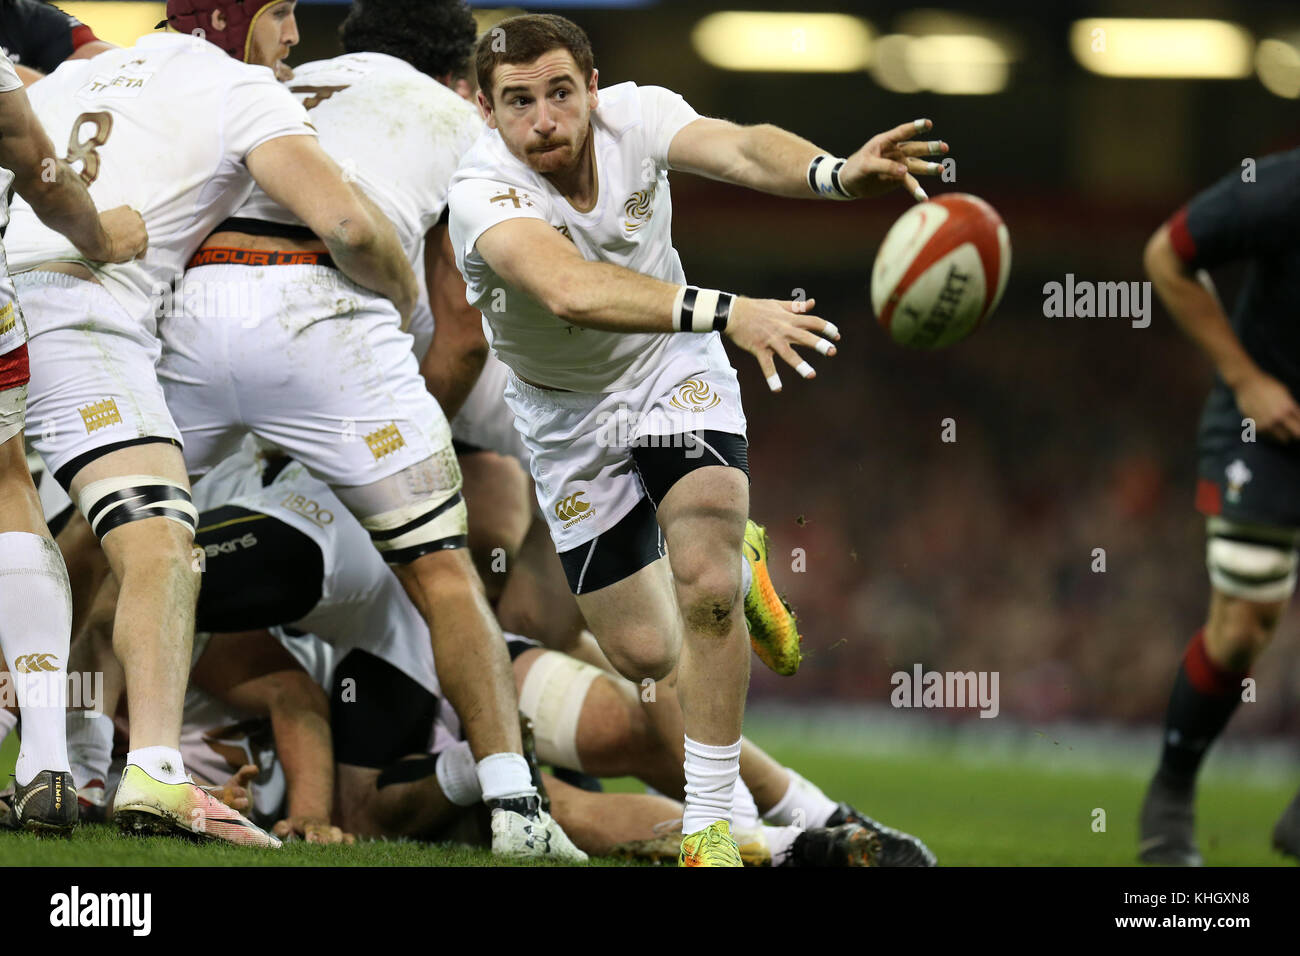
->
<box><xmin>4</xmin><ymin>4</ymin><xmax>409</xmax><ymax>848</ymax></box>
<box><xmin>449</xmin><ymin>13</ymin><xmax>948</xmax><ymax>865</ymax></box>
<box><xmin>0</xmin><ymin>47</ymin><xmax>144</xmax><ymax>833</ymax></box>
<box><xmin>156</xmin><ymin>0</ymin><xmax>583</xmax><ymax>860</ymax></box>
<box><xmin>1140</xmin><ymin>148</ymin><xmax>1300</xmax><ymax>865</ymax></box>
<box><xmin>0</xmin><ymin>0</ymin><xmax>114</xmax><ymax>85</ymax></box>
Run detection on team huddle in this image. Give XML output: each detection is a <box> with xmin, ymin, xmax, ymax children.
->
<box><xmin>0</xmin><ymin>0</ymin><xmax>950</xmax><ymax>866</ymax></box>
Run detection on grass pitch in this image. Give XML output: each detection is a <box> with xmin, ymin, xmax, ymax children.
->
<box><xmin>1</xmin><ymin>729</ymin><xmax>1294</xmax><ymax>866</ymax></box>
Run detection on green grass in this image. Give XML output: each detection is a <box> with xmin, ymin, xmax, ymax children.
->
<box><xmin>2</xmin><ymin>729</ymin><xmax>1295</xmax><ymax>866</ymax></box>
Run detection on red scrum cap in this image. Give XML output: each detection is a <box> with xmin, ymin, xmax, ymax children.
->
<box><xmin>165</xmin><ymin>0</ymin><xmax>282</xmax><ymax>62</ymax></box>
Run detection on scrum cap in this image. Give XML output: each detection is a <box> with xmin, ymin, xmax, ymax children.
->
<box><xmin>165</xmin><ymin>0</ymin><xmax>281</xmax><ymax>62</ymax></box>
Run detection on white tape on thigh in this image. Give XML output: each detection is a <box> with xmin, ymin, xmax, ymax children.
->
<box><xmin>0</xmin><ymin>383</ymin><xmax>25</xmax><ymax>446</ymax></box>
<box><xmin>1207</xmin><ymin>536</ymin><xmax>1300</xmax><ymax>603</ymax></box>
<box><xmin>517</xmin><ymin>650</ymin><xmax>601</xmax><ymax>772</ymax></box>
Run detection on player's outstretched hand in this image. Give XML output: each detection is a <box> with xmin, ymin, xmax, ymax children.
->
<box><xmin>82</xmin><ymin>205</ymin><xmax>148</xmax><ymax>263</ymax></box>
<box><xmin>840</xmin><ymin>119</ymin><xmax>949</xmax><ymax>203</ymax></box>
<box><xmin>273</xmin><ymin>816</ymin><xmax>356</xmax><ymax>845</ymax></box>
<box><xmin>1234</xmin><ymin>371</ymin><xmax>1300</xmax><ymax>443</ymax></box>
<box><xmin>726</xmin><ymin>296</ymin><xmax>838</xmax><ymax>392</ymax></box>
<box><xmin>211</xmin><ymin>763</ymin><xmax>259</xmax><ymax>811</ymax></box>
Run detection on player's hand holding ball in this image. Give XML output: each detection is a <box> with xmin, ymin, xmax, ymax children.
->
<box><xmin>725</xmin><ymin>296</ymin><xmax>839</xmax><ymax>392</ymax></box>
<box><xmin>841</xmin><ymin>118</ymin><xmax>948</xmax><ymax>202</ymax></box>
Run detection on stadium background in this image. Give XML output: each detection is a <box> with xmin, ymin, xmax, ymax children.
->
<box><xmin>3</xmin><ymin>0</ymin><xmax>1297</xmax><ymax>864</ymax></box>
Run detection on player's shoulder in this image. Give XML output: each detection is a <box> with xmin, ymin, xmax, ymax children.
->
<box><xmin>450</xmin><ymin>129</ymin><xmax>534</xmax><ymax>192</ymax></box>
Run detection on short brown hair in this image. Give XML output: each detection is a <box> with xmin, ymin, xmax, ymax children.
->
<box><xmin>474</xmin><ymin>14</ymin><xmax>595</xmax><ymax>103</ymax></box>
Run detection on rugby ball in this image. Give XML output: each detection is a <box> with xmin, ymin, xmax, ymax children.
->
<box><xmin>870</xmin><ymin>193</ymin><xmax>1011</xmax><ymax>348</ymax></box>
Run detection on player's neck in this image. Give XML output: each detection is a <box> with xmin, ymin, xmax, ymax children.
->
<box><xmin>545</xmin><ymin>124</ymin><xmax>598</xmax><ymax>213</ymax></box>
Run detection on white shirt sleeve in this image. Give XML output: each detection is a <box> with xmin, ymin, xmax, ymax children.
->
<box><xmin>0</xmin><ymin>52</ymin><xmax>23</xmax><ymax>93</ymax></box>
<box><xmin>637</xmin><ymin>85</ymin><xmax>701</xmax><ymax>168</ymax></box>
<box><xmin>221</xmin><ymin>68</ymin><xmax>317</xmax><ymax>161</ymax></box>
<box><xmin>448</xmin><ymin>175</ymin><xmax>551</xmax><ymax>263</ymax></box>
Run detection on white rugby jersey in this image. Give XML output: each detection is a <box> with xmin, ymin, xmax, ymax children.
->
<box><xmin>448</xmin><ymin>81</ymin><xmax>702</xmax><ymax>393</ymax></box>
<box><xmin>235</xmin><ymin>52</ymin><xmax>483</xmax><ymax>270</ymax></box>
<box><xmin>0</xmin><ymin>52</ymin><xmax>24</xmax><ymax>350</ymax></box>
<box><xmin>4</xmin><ymin>34</ymin><xmax>315</xmax><ymax>332</ymax></box>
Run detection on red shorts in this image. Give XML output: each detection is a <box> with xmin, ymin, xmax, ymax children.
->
<box><xmin>0</xmin><ymin>343</ymin><xmax>30</xmax><ymax>392</ymax></box>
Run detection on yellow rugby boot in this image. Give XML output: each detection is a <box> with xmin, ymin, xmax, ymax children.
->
<box><xmin>113</xmin><ymin>765</ymin><xmax>282</xmax><ymax>848</ymax></box>
<box><xmin>743</xmin><ymin>519</ymin><xmax>802</xmax><ymax>675</ymax></box>
<box><xmin>679</xmin><ymin>820</ymin><xmax>743</xmax><ymax>867</ymax></box>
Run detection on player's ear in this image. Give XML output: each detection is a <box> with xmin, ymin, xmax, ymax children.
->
<box><xmin>587</xmin><ymin>68</ymin><xmax>599</xmax><ymax>107</ymax></box>
<box><xmin>477</xmin><ymin>90</ymin><xmax>496</xmax><ymax>129</ymax></box>
<box><xmin>211</xmin><ymin>10</ymin><xmax>228</xmax><ymax>31</ymax></box>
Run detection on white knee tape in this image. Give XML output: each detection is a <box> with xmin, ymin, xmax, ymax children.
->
<box><xmin>0</xmin><ymin>383</ymin><xmax>25</xmax><ymax>446</ymax></box>
<box><xmin>360</xmin><ymin>490</ymin><xmax>469</xmax><ymax>563</ymax></box>
<box><xmin>517</xmin><ymin>651</ymin><xmax>601</xmax><ymax>772</ymax></box>
<box><xmin>1207</xmin><ymin>536</ymin><xmax>1299</xmax><ymax>603</ymax></box>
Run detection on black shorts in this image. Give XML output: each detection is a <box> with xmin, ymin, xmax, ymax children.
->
<box><xmin>1196</xmin><ymin>382</ymin><xmax>1300</xmax><ymax>529</ymax></box>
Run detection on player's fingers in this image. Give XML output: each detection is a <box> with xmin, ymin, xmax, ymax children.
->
<box><xmin>790</xmin><ymin>326</ymin><xmax>837</xmax><ymax>357</ymax></box>
<box><xmin>776</xmin><ymin>343</ymin><xmax>816</xmax><ymax>380</ymax></box>
<box><xmin>876</xmin><ymin>118</ymin><xmax>933</xmax><ymax>150</ymax></box>
<box><xmin>787</xmin><ymin>297</ymin><xmax>816</xmax><ymax>314</ymax></box>
<box><xmin>755</xmin><ymin>350</ymin><xmax>781</xmax><ymax>392</ymax></box>
<box><xmin>903</xmin><ymin>171</ymin><xmax>928</xmax><ymax>202</ymax></box>
<box><xmin>904</xmin><ymin>157</ymin><xmax>946</xmax><ymax>177</ymax></box>
<box><xmin>893</xmin><ymin>140</ymin><xmax>948</xmax><ymax>158</ymax></box>
<box><xmin>236</xmin><ymin>763</ymin><xmax>258</xmax><ymax>783</ymax></box>
<box><xmin>343</xmin><ymin>831</ymin><xmax>357</xmax><ymax>846</ymax></box>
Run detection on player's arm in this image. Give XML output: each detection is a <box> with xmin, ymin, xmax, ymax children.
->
<box><xmin>474</xmin><ymin>216</ymin><xmax>838</xmax><ymax>390</ymax></box>
<box><xmin>666</xmin><ymin>116</ymin><xmax>947</xmax><ymax>202</ymax></box>
<box><xmin>1144</xmin><ymin>157</ymin><xmax>1300</xmax><ymax>444</ymax></box>
<box><xmin>14</xmin><ymin>64</ymin><xmax>42</xmax><ymax>86</ymax></box>
<box><xmin>0</xmin><ymin>86</ymin><xmax>145</xmax><ymax>262</ymax></box>
<box><xmin>245</xmin><ymin>135</ymin><xmax>418</xmax><ymax>326</ymax></box>
<box><xmin>420</xmin><ymin>221</ymin><xmax>488</xmax><ymax>418</ymax></box>
<box><xmin>191</xmin><ymin>630</ymin><xmax>351</xmax><ymax>845</ymax></box>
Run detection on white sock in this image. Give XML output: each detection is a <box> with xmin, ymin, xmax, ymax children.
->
<box><xmin>476</xmin><ymin>751</ymin><xmax>536</xmax><ymax>802</ymax></box>
<box><xmin>765</xmin><ymin>824</ymin><xmax>802</xmax><ymax>866</ymax></box>
<box><xmin>0</xmin><ymin>708</ymin><xmax>16</xmax><ymax>749</ymax></box>
<box><xmin>66</xmin><ymin>711</ymin><xmax>114</xmax><ymax>790</ymax></box>
<box><xmin>762</xmin><ymin>768</ymin><xmax>837</xmax><ymax>829</ymax></box>
<box><xmin>740</xmin><ymin>553</ymin><xmax>753</xmax><ymax>596</ymax></box>
<box><xmin>682</xmin><ymin>735</ymin><xmax>741</xmax><ymax>834</ymax></box>
<box><xmin>0</xmin><ymin>533</ymin><xmax>72</xmax><ymax>786</ymax></box>
<box><xmin>127</xmin><ymin>746</ymin><xmax>187</xmax><ymax>785</ymax></box>
<box><xmin>435</xmin><ymin>741</ymin><xmax>482</xmax><ymax>807</ymax></box>
<box><xmin>732</xmin><ymin>775</ymin><xmax>761</xmax><ymax>831</ymax></box>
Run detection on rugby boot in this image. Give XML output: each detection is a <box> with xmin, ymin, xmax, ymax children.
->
<box><xmin>489</xmin><ymin>793</ymin><xmax>588</xmax><ymax>862</ymax></box>
<box><xmin>826</xmin><ymin>801</ymin><xmax>938</xmax><ymax>866</ymax></box>
<box><xmin>743</xmin><ymin>520</ymin><xmax>802</xmax><ymax>675</ymax></box>
<box><xmin>679</xmin><ymin>820</ymin><xmax>743</xmax><ymax>867</ymax></box>
<box><xmin>114</xmin><ymin>764</ymin><xmax>281</xmax><ymax>848</ymax></box>
<box><xmin>8</xmin><ymin>770</ymin><xmax>77</xmax><ymax>835</ymax></box>
<box><xmin>1138</xmin><ymin>772</ymin><xmax>1202</xmax><ymax>866</ymax></box>
<box><xmin>789</xmin><ymin>823</ymin><xmax>882</xmax><ymax>867</ymax></box>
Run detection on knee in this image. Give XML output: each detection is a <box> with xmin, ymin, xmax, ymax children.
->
<box><xmin>602</xmin><ymin>629</ymin><xmax>677</xmax><ymax>682</ymax></box>
<box><xmin>675</xmin><ymin>558</ymin><xmax>743</xmax><ymax>639</ymax></box>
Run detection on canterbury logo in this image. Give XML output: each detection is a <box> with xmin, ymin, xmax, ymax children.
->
<box><xmin>554</xmin><ymin>492</ymin><xmax>591</xmax><ymax>522</ymax></box>
<box><xmin>670</xmin><ymin>379</ymin><xmax>721</xmax><ymax>411</ymax></box>
<box><xmin>623</xmin><ymin>184</ymin><xmax>656</xmax><ymax>232</ymax></box>
<box><xmin>14</xmin><ymin>653</ymin><xmax>59</xmax><ymax>673</ymax></box>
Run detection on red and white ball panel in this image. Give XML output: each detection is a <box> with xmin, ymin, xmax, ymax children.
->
<box><xmin>871</xmin><ymin>193</ymin><xmax>1011</xmax><ymax>349</ymax></box>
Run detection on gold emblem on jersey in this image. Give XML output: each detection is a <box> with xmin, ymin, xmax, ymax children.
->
<box><xmin>623</xmin><ymin>183</ymin><xmax>657</xmax><ymax>233</ymax></box>
<box><xmin>365</xmin><ymin>423</ymin><xmax>406</xmax><ymax>461</ymax></box>
<box><xmin>0</xmin><ymin>302</ymin><xmax>15</xmax><ymax>336</ymax></box>
<box><xmin>555</xmin><ymin>492</ymin><xmax>595</xmax><ymax>528</ymax></box>
<box><xmin>669</xmin><ymin>379</ymin><xmax>721</xmax><ymax>412</ymax></box>
<box><xmin>14</xmin><ymin>653</ymin><xmax>59</xmax><ymax>673</ymax></box>
<box><xmin>491</xmin><ymin>187</ymin><xmax>535</xmax><ymax>209</ymax></box>
<box><xmin>79</xmin><ymin>398</ymin><xmax>122</xmax><ymax>434</ymax></box>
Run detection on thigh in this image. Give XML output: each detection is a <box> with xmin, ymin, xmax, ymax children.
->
<box><xmin>19</xmin><ymin>276</ymin><xmax>181</xmax><ymax>487</ymax></box>
<box><xmin>656</xmin><ymin>465</ymin><xmax>749</xmax><ymax>579</ymax></box>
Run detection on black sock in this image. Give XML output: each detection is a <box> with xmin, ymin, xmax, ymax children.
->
<box><xmin>1156</xmin><ymin>629</ymin><xmax>1247</xmax><ymax>791</ymax></box>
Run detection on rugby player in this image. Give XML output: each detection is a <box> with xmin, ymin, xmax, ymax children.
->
<box><xmin>4</xmin><ymin>7</ymin><xmax>415</xmax><ymax>847</ymax></box>
<box><xmin>0</xmin><ymin>0</ymin><xmax>114</xmax><ymax>85</ymax></box>
<box><xmin>0</xmin><ymin>47</ymin><xmax>145</xmax><ymax>833</ymax></box>
<box><xmin>448</xmin><ymin>13</ymin><xmax>949</xmax><ymax>864</ymax></box>
<box><xmin>154</xmin><ymin>0</ymin><xmax>582</xmax><ymax>859</ymax></box>
<box><xmin>1139</xmin><ymin>148</ymin><xmax>1300</xmax><ymax>864</ymax></box>
<box><xmin>55</xmin><ymin>443</ymin><xmax>918</xmax><ymax>864</ymax></box>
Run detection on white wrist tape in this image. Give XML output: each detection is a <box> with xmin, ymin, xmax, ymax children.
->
<box><xmin>808</xmin><ymin>154</ymin><xmax>853</xmax><ymax>200</ymax></box>
<box><xmin>673</xmin><ymin>285</ymin><xmax>735</xmax><ymax>333</ymax></box>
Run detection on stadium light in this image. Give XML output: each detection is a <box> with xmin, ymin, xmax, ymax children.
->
<box><xmin>691</xmin><ymin>12</ymin><xmax>874</xmax><ymax>73</ymax></box>
<box><xmin>870</xmin><ymin>33</ymin><xmax>1011</xmax><ymax>94</ymax></box>
<box><xmin>1070</xmin><ymin>18</ymin><xmax>1254</xmax><ymax>78</ymax></box>
<box><xmin>57</xmin><ymin>2</ymin><xmax>167</xmax><ymax>47</ymax></box>
<box><xmin>1256</xmin><ymin>38</ymin><xmax>1300</xmax><ymax>98</ymax></box>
